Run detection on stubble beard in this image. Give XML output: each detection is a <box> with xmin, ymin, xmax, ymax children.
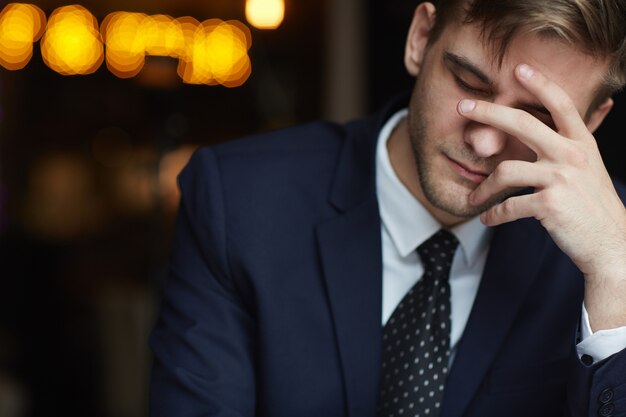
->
<box><xmin>407</xmin><ymin>89</ymin><xmax>518</xmax><ymax>219</ymax></box>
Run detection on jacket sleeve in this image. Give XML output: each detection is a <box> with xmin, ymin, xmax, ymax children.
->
<box><xmin>149</xmin><ymin>147</ymin><xmax>257</xmax><ymax>417</ymax></box>
<box><xmin>568</xmin><ymin>328</ymin><xmax>626</xmax><ymax>417</ymax></box>
<box><xmin>566</xmin><ymin>180</ymin><xmax>626</xmax><ymax>417</ymax></box>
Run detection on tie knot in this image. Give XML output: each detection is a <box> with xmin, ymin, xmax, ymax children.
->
<box><xmin>417</xmin><ymin>229</ymin><xmax>459</xmax><ymax>271</ymax></box>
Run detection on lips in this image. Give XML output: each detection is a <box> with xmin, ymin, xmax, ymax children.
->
<box><xmin>446</xmin><ymin>155</ymin><xmax>489</xmax><ymax>184</ymax></box>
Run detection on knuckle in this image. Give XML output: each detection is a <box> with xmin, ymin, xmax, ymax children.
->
<box><xmin>550</xmin><ymin>166</ymin><xmax>571</xmax><ymax>186</ymax></box>
<box><xmin>551</xmin><ymin>168</ymin><xmax>570</xmax><ymax>185</ymax></box>
<box><xmin>499</xmin><ymin>198</ymin><xmax>515</xmax><ymax>217</ymax></box>
<box><xmin>483</xmin><ymin>102</ymin><xmax>499</xmax><ymax>119</ymax></box>
<box><xmin>493</xmin><ymin>161</ymin><xmax>513</xmax><ymax>181</ymax></box>
<box><xmin>515</xmin><ymin>110</ymin><xmax>535</xmax><ymax>132</ymax></box>
<box><xmin>482</xmin><ymin>210</ymin><xmax>493</xmax><ymax>224</ymax></box>
<box><xmin>495</xmin><ymin>160</ymin><xmax>515</xmax><ymax>177</ymax></box>
<box><xmin>562</xmin><ymin>145</ymin><xmax>588</xmax><ymax>167</ymax></box>
<box><xmin>540</xmin><ymin>191</ymin><xmax>559</xmax><ymax>215</ymax></box>
<box><xmin>554</xmin><ymin>94</ymin><xmax>576</xmax><ymax>115</ymax></box>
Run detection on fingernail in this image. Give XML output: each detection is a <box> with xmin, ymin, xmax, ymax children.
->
<box><xmin>459</xmin><ymin>99</ymin><xmax>476</xmax><ymax>113</ymax></box>
<box><xmin>518</xmin><ymin>64</ymin><xmax>534</xmax><ymax>80</ymax></box>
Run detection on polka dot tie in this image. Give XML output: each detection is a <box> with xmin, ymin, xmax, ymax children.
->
<box><xmin>377</xmin><ymin>229</ymin><xmax>459</xmax><ymax>417</ymax></box>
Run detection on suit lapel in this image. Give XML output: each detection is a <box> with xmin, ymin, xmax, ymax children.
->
<box><xmin>316</xmin><ymin>199</ymin><xmax>383</xmax><ymax>417</ymax></box>
<box><xmin>313</xmin><ymin>101</ymin><xmax>401</xmax><ymax>417</ymax></box>
<box><xmin>441</xmin><ymin>218</ymin><xmax>550</xmax><ymax>417</ymax></box>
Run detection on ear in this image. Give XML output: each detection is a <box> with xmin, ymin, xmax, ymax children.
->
<box><xmin>586</xmin><ymin>97</ymin><xmax>613</xmax><ymax>133</ymax></box>
<box><xmin>405</xmin><ymin>2</ymin><xmax>437</xmax><ymax>77</ymax></box>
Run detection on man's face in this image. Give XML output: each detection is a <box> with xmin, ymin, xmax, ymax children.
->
<box><xmin>406</xmin><ymin>18</ymin><xmax>608</xmax><ymax>223</ymax></box>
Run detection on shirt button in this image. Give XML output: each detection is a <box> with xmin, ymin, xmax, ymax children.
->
<box><xmin>598</xmin><ymin>402</ymin><xmax>614</xmax><ymax>417</ymax></box>
<box><xmin>599</xmin><ymin>388</ymin><xmax>614</xmax><ymax>404</ymax></box>
<box><xmin>581</xmin><ymin>354</ymin><xmax>594</xmax><ymax>366</ymax></box>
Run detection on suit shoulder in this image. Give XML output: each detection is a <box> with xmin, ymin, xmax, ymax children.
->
<box><xmin>211</xmin><ymin>120</ymin><xmax>351</xmax><ymax>158</ymax></box>
<box><xmin>187</xmin><ymin>118</ymin><xmax>375</xmax><ymax>186</ymax></box>
<box><xmin>179</xmin><ymin>119</ymin><xmax>362</xmax><ymax>202</ymax></box>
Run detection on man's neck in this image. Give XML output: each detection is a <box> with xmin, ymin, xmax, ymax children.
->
<box><xmin>387</xmin><ymin>118</ymin><xmax>468</xmax><ymax>228</ymax></box>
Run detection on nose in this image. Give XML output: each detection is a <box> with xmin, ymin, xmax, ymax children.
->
<box><xmin>463</xmin><ymin>121</ymin><xmax>508</xmax><ymax>158</ymax></box>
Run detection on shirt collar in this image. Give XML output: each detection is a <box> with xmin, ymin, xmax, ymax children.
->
<box><xmin>376</xmin><ymin>108</ymin><xmax>492</xmax><ymax>267</ymax></box>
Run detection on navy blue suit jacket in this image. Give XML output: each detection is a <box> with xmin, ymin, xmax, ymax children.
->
<box><xmin>150</xmin><ymin>97</ymin><xmax>626</xmax><ymax>417</ymax></box>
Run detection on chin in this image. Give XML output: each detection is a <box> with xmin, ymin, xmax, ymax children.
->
<box><xmin>432</xmin><ymin>196</ymin><xmax>485</xmax><ymax>219</ymax></box>
<box><xmin>427</xmin><ymin>179</ymin><xmax>519</xmax><ymax>220</ymax></box>
<box><xmin>421</xmin><ymin>178</ymin><xmax>497</xmax><ymax>219</ymax></box>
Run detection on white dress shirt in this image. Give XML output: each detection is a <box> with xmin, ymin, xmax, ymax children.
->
<box><xmin>376</xmin><ymin>109</ymin><xmax>626</xmax><ymax>362</ymax></box>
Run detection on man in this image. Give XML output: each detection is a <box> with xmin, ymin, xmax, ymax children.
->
<box><xmin>149</xmin><ymin>0</ymin><xmax>626</xmax><ymax>416</ymax></box>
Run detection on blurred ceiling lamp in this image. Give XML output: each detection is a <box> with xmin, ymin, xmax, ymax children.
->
<box><xmin>245</xmin><ymin>0</ymin><xmax>284</xmax><ymax>29</ymax></box>
<box><xmin>40</xmin><ymin>5</ymin><xmax>103</xmax><ymax>75</ymax></box>
<box><xmin>102</xmin><ymin>12</ymin><xmax>186</xmax><ymax>79</ymax></box>
<box><xmin>104</xmin><ymin>13</ymin><xmax>252</xmax><ymax>88</ymax></box>
<box><xmin>142</xmin><ymin>14</ymin><xmax>185</xmax><ymax>58</ymax></box>
<box><xmin>178</xmin><ymin>19</ymin><xmax>252</xmax><ymax>87</ymax></box>
<box><xmin>0</xmin><ymin>3</ymin><xmax>46</xmax><ymax>70</ymax></box>
<box><xmin>101</xmin><ymin>12</ymin><xmax>148</xmax><ymax>78</ymax></box>
<box><xmin>0</xmin><ymin>3</ymin><xmax>253</xmax><ymax>87</ymax></box>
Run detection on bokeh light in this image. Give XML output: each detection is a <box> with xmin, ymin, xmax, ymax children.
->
<box><xmin>178</xmin><ymin>19</ymin><xmax>252</xmax><ymax>87</ymax></box>
<box><xmin>110</xmin><ymin>147</ymin><xmax>157</xmax><ymax>215</ymax></box>
<box><xmin>101</xmin><ymin>12</ymin><xmax>147</xmax><ymax>78</ymax></box>
<box><xmin>142</xmin><ymin>14</ymin><xmax>185</xmax><ymax>58</ymax></box>
<box><xmin>1</xmin><ymin>4</ymin><xmax>254</xmax><ymax>86</ymax></box>
<box><xmin>0</xmin><ymin>3</ymin><xmax>46</xmax><ymax>70</ymax></box>
<box><xmin>23</xmin><ymin>153</ymin><xmax>106</xmax><ymax>239</ymax></box>
<box><xmin>40</xmin><ymin>5</ymin><xmax>103</xmax><ymax>75</ymax></box>
<box><xmin>158</xmin><ymin>145</ymin><xmax>196</xmax><ymax>215</ymax></box>
<box><xmin>245</xmin><ymin>0</ymin><xmax>285</xmax><ymax>30</ymax></box>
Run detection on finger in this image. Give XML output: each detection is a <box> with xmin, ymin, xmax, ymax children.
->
<box><xmin>514</xmin><ymin>64</ymin><xmax>588</xmax><ymax>137</ymax></box>
<box><xmin>479</xmin><ymin>192</ymin><xmax>542</xmax><ymax>226</ymax></box>
<box><xmin>470</xmin><ymin>160</ymin><xmax>549</xmax><ymax>206</ymax></box>
<box><xmin>458</xmin><ymin>99</ymin><xmax>561</xmax><ymax>157</ymax></box>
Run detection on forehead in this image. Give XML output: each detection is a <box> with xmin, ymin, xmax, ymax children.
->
<box><xmin>434</xmin><ymin>22</ymin><xmax>609</xmax><ymax>113</ymax></box>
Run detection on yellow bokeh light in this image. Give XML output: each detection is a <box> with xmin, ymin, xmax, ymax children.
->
<box><xmin>245</xmin><ymin>0</ymin><xmax>284</xmax><ymax>30</ymax></box>
<box><xmin>0</xmin><ymin>3</ymin><xmax>46</xmax><ymax>70</ymax></box>
<box><xmin>178</xmin><ymin>19</ymin><xmax>252</xmax><ymax>87</ymax></box>
<box><xmin>142</xmin><ymin>15</ymin><xmax>185</xmax><ymax>58</ymax></box>
<box><xmin>177</xmin><ymin>16</ymin><xmax>200</xmax><ymax>55</ymax></box>
<box><xmin>101</xmin><ymin>12</ymin><xmax>148</xmax><ymax>78</ymax></box>
<box><xmin>1</xmin><ymin>4</ymin><xmax>253</xmax><ymax>87</ymax></box>
<box><xmin>40</xmin><ymin>5</ymin><xmax>103</xmax><ymax>75</ymax></box>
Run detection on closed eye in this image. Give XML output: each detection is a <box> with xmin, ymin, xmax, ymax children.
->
<box><xmin>453</xmin><ymin>75</ymin><xmax>489</xmax><ymax>97</ymax></box>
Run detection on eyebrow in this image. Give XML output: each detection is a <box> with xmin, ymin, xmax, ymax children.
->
<box><xmin>443</xmin><ymin>50</ymin><xmax>551</xmax><ymax>116</ymax></box>
<box><xmin>444</xmin><ymin>51</ymin><xmax>493</xmax><ymax>86</ymax></box>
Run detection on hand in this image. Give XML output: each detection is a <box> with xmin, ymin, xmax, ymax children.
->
<box><xmin>458</xmin><ymin>64</ymin><xmax>626</xmax><ymax>330</ymax></box>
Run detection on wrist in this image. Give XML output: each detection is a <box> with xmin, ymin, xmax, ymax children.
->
<box><xmin>584</xmin><ymin>271</ymin><xmax>626</xmax><ymax>331</ymax></box>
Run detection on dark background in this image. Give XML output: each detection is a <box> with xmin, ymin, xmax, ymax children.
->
<box><xmin>0</xmin><ymin>1</ymin><xmax>624</xmax><ymax>416</ymax></box>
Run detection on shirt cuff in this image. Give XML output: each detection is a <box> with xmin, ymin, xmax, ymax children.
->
<box><xmin>577</xmin><ymin>303</ymin><xmax>626</xmax><ymax>362</ymax></box>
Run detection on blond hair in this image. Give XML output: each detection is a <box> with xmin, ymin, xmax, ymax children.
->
<box><xmin>430</xmin><ymin>0</ymin><xmax>626</xmax><ymax>102</ymax></box>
